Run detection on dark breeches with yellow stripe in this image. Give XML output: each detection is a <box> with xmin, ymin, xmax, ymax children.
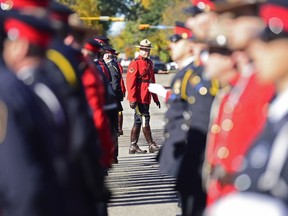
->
<box><xmin>133</xmin><ymin>103</ymin><xmax>150</xmax><ymax>127</ymax></box>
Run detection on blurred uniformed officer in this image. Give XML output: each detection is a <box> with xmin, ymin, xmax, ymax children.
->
<box><xmin>115</xmin><ymin>51</ymin><xmax>126</xmax><ymax>136</ymax></box>
<box><xmin>0</xmin><ymin>10</ymin><xmax>65</xmax><ymax>216</ymax></box>
<box><xmin>90</xmin><ymin>36</ymin><xmax>120</xmax><ymax>159</ymax></box>
<box><xmin>0</xmin><ymin>66</ymin><xmax>66</xmax><ymax>216</ymax></box>
<box><xmin>206</xmin><ymin>1</ymin><xmax>288</xmax><ymax>215</ymax></box>
<box><xmin>184</xmin><ymin>0</ymin><xmax>217</xmax><ymax>43</ymax></box>
<box><xmin>126</xmin><ymin>39</ymin><xmax>161</xmax><ymax>154</ymax></box>
<box><xmin>202</xmin><ymin>0</ymin><xmax>275</xmax><ymax>206</ymax></box>
<box><xmin>3</xmin><ymin>8</ymin><xmax>71</xmax><ymax>161</ymax></box>
<box><xmin>111</xmin><ymin>48</ymin><xmax>126</xmax><ymax>136</ymax></box>
<box><xmin>48</xmin><ymin>7</ymin><xmax>110</xmax><ymax>215</ymax></box>
<box><xmin>103</xmin><ymin>46</ymin><xmax>126</xmax><ymax>136</ymax></box>
<box><xmin>157</xmin><ymin>22</ymin><xmax>217</xmax><ymax>216</ymax></box>
<box><xmin>93</xmin><ymin>35</ymin><xmax>112</xmax><ymax>80</ymax></box>
<box><xmin>82</xmin><ymin>38</ymin><xmax>119</xmax><ymax>164</ymax></box>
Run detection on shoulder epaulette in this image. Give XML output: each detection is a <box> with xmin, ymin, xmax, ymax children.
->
<box><xmin>47</xmin><ymin>49</ymin><xmax>78</xmax><ymax>87</ymax></box>
<box><xmin>180</xmin><ymin>69</ymin><xmax>194</xmax><ymax>101</ymax></box>
<box><xmin>210</xmin><ymin>79</ymin><xmax>219</xmax><ymax>96</ymax></box>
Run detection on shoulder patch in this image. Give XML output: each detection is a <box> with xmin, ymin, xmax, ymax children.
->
<box><xmin>129</xmin><ymin>67</ymin><xmax>136</xmax><ymax>73</ymax></box>
<box><xmin>0</xmin><ymin>100</ymin><xmax>8</xmax><ymax>144</ymax></box>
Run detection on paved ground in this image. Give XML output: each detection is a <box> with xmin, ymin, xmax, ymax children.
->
<box><xmin>106</xmin><ymin>72</ymin><xmax>182</xmax><ymax>216</ymax></box>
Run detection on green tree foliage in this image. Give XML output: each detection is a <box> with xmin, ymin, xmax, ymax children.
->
<box><xmin>58</xmin><ymin>0</ymin><xmax>140</xmax><ymax>34</ymax></box>
<box><xmin>110</xmin><ymin>0</ymin><xmax>190</xmax><ymax>62</ymax></box>
<box><xmin>58</xmin><ymin>0</ymin><xmax>192</xmax><ymax>62</ymax></box>
<box><xmin>59</xmin><ymin>0</ymin><xmax>103</xmax><ymax>33</ymax></box>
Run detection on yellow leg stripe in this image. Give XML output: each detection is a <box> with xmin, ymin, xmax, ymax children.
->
<box><xmin>135</xmin><ymin>105</ymin><xmax>141</xmax><ymax>115</ymax></box>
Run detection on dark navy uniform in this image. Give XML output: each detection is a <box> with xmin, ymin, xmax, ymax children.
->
<box><xmin>47</xmin><ymin>39</ymin><xmax>109</xmax><ymax>215</ymax></box>
<box><xmin>232</xmin><ymin>100</ymin><xmax>288</xmax><ymax>204</ymax></box>
<box><xmin>83</xmin><ymin>39</ymin><xmax>118</xmax><ymax>162</ymax></box>
<box><xmin>159</xmin><ymin>61</ymin><xmax>217</xmax><ymax>216</ymax></box>
<box><xmin>0</xmin><ymin>68</ymin><xmax>64</xmax><ymax>216</ymax></box>
<box><xmin>49</xmin><ymin>5</ymin><xmax>110</xmax><ymax>212</ymax></box>
<box><xmin>104</xmin><ymin>59</ymin><xmax>123</xmax><ymax>159</ymax></box>
<box><xmin>106</xmin><ymin>59</ymin><xmax>124</xmax><ymax>109</ymax></box>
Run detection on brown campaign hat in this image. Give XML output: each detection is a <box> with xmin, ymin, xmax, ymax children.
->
<box><xmin>135</xmin><ymin>39</ymin><xmax>153</xmax><ymax>49</ymax></box>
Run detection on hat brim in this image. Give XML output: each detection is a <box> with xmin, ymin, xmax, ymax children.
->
<box><xmin>135</xmin><ymin>45</ymin><xmax>153</xmax><ymax>49</ymax></box>
<box><xmin>208</xmin><ymin>44</ymin><xmax>233</xmax><ymax>55</ymax></box>
<box><xmin>215</xmin><ymin>2</ymin><xmax>259</xmax><ymax>14</ymax></box>
<box><xmin>183</xmin><ymin>6</ymin><xmax>203</xmax><ymax>16</ymax></box>
<box><xmin>260</xmin><ymin>26</ymin><xmax>288</xmax><ymax>42</ymax></box>
<box><xmin>168</xmin><ymin>34</ymin><xmax>198</xmax><ymax>43</ymax></box>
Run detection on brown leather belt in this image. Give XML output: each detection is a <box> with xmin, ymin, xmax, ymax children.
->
<box><xmin>137</xmin><ymin>78</ymin><xmax>151</xmax><ymax>83</ymax></box>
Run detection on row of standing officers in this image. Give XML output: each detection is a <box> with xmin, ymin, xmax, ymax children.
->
<box><xmin>0</xmin><ymin>0</ymin><xmax>128</xmax><ymax>215</ymax></box>
<box><xmin>2</xmin><ymin>0</ymin><xmax>288</xmax><ymax>216</ymax></box>
<box><xmin>147</xmin><ymin>0</ymin><xmax>288</xmax><ymax>216</ymax></box>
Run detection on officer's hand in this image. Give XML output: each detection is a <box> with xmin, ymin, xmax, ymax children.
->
<box><xmin>155</xmin><ymin>101</ymin><xmax>161</xmax><ymax>109</ymax></box>
<box><xmin>130</xmin><ymin>102</ymin><xmax>137</xmax><ymax>109</ymax></box>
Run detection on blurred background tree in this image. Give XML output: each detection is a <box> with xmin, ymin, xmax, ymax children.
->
<box><xmin>58</xmin><ymin>0</ymin><xmax>191</xmax><ymax>62</ymax></box>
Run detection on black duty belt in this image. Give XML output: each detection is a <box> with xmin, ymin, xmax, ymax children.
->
<box><xmin>136</xmin><ymin>78</ymin><xmax>151</xmax><ymax>83</ymax></box>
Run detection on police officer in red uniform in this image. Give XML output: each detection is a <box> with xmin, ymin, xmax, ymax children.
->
<box><xmin>126</xmin><ymin>39</ymin><xmax>161</xmax><ymax>154</ymax></box>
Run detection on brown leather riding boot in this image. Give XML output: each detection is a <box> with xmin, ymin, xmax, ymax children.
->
<box><xmin>142</xmin><ymin>125</ymin><xmax>160</xmax><ymax>153</ymax></box>
<box><xmin>129</xmin><ymin>126</ymin><xmax>147</xmax><ymax>154</ymax></box>
<box><xmin>118</xmin><ymin>112</ymin><xmax>123</xmax><ymax>136</ymax></box>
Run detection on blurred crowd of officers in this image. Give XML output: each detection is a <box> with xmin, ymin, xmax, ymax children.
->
<box><xmin>1</xmin><ymin>0</ymin><xmax>288</xmax><ymax>215</ymax></box>
<box><xmin>148</xmin><ymin>0</ymin><xmax>288</xmax><ymax>216</ymax></box>
<box><xmin>0</xmin><ymin>0</ymin><xmax>128</xmax><ymax>215</ymax></box>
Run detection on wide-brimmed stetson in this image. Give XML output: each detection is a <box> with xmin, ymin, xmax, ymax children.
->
<box><xmin>135</xmin><ymin>39</ymin><xmax>153</xmax><ymax>49</ymax></box>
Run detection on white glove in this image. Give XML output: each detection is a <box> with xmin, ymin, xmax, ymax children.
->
<box><xmin>148</xmin><ymin>83</ymin><xmax>168</xmax><ymax>98</ymax></box>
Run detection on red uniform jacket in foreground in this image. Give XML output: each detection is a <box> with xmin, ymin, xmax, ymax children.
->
<box><xmin>205</xmin><ymin>71</ymin><xmax>275</xmax><ymax>205</ymax></box>
<box><xmin>126</xmin><ymin>56</ymin><xmax>159</xmax><ymax>104</ymax></box>
<box><xmin>81</xmin><ymin>57</ymin><xmax>114</xmax><ymax>168</ymax></box>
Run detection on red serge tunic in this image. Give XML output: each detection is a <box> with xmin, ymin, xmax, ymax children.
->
<box><xmin>81</xmin><ymin>57</ymin><xmax>114</xmax><ymax>168</ymax></box>
<box><xmin>126</xmin><ymin>56</ymin><xmax>159</xmax><ymax>104</ymax></box>
<box><xmin>205</xmin><ymin>71</ymin><xmax>275</xmax><ymax>205</ymax></box>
